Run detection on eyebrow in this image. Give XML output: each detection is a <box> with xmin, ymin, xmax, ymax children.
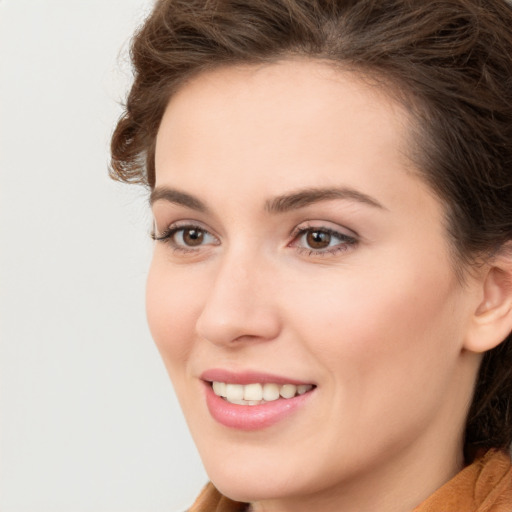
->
<box><xmin>264</xmin><ymin>187</ymin><xmax>386</xmax><ymax>213</ymax></box>
<box><xmin>149</xmin><ymin>185</ymin><xmax>386</xmax><ymax>213</ymax></box>
<box><xmin>150</xmin><ymin>187</ymin><xmax>209</xmax><ymax>213</ymax></box>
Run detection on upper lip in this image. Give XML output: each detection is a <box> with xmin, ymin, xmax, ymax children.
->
<box><xmin>201</xmin><ymin>368</ymin><xmax>315</xmax><ymax>386</ymax></box>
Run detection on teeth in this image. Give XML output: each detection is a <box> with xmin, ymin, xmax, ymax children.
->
<box><xmin>297</xmin><ymin>385</ymin><xmax>311</xmax><ymax>395</ymax></box>
<box><xmin>243</xmin><ymin>383</ymin><xmax>263</xmax><ymax>401</ymax></box>
<box><xmin>212</xmin><ymin>381</ymin><xmax>227</xmax><ymax>397</ymax></box>
<box><xmin>212</xmin><ymin>381</ymin><xmax>314</xmax><ymax>405</ymax></box>
<box><xmin>229</xmin><ymin>399</ymin><xmax>248</xmax><ymax>405</ymax></box>
<box><xmin>262</xmin><ymin>383</ymin><xmax>280</xmax><ymax>401</ymax></box>
<box><xmin>225</xmin><ymin>384</ymin><xmax>244</xmax><ymax>402</ymax></box>
<box><xmin>279</xmin><ymin>384</ymin><xmax>297</xmax><ymax>399</ymax></box>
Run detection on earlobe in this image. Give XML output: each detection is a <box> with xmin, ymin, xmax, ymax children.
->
<box><xmin>464</xmin><ymin>250</ymin><xmax>512</xmax><ymax>353</ymax></box>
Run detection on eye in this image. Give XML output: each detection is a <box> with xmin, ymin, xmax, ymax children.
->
<box><xmin>304</xmin><ymin>230</ymin><xmax>334</xmax><ymax>250</ymax></box>
<box><xmin>175</xmin><ymin>227</ymin><xmax>207</xmax><ymax>247</ymax></box>
<box><xmin>152</xmin><ymin>223</ymin><xmax>219</xmax><ymax>251</ymax></box>
<box><xmin>291</xmin><ymin>225</ymin><xmax>357</xmax><ymax>256</ymax></box>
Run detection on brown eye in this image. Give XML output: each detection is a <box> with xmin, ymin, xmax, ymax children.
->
<box><xmin>181</xmin><ymin>228</ymin><xmax>205</xmax><ymax>246</ymax></box>
<box><xmin>306</xmin><ymin>230</ymin><xmax>332</xmax><ymax>249</ymax></box>
<box><xmin>292</xmin><ymin>225</ymin><xmax>357</xmax><ymax>256</ymax></box>
<box><xmin>152</xmin><ymin>224</ymin><xmax>218</xmax><ymax>250</ymax></box>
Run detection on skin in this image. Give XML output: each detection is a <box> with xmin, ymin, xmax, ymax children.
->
<box><xmin>147</xmin><ymin>60</ymin><xmax>490</xmax><ymax>512</ymax></box>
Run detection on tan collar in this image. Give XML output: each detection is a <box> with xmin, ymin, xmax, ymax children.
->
<box><xmin>412</xmin><ymin>449</ymin><xmax>512</xmax><ymax>512</ymax></box>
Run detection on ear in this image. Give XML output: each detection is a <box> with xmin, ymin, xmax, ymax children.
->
<box><xmin>464</xmin><ymin>246</ymin><xmax>512</xmax><ymax>353</ymax></box>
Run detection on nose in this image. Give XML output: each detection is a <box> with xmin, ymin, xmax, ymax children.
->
<box><xmin>195</xmin><ymin>251</ymin><xmax>281</xmax><ymax>347</ymax></box>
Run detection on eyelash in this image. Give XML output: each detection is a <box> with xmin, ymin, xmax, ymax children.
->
<box><xmin>151</xmin><ymin>223</ymin><xmax>358</xmax><ymax>257</ymax></box>
<box><xmin>290</xmin><ymin>225</ymin><xmax>358</xmax><ymax>257</ymax></box>
<box><xmin>151</xmin><ymin>223</ymin><xmax>218</xmax><ymax>254</ymax></box>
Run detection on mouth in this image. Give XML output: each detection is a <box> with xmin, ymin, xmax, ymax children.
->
<box><xmin>200</xmin><ymin>370</ymin><xmax>317</xmax><ymax>430</ymax></box>
<box><xmin>210</xmin><ymin>381</ymin><xmax>315</xmax><ymax>405</ymax></box>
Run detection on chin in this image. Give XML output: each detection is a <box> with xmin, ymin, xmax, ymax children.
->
<box><xmin>198</xmin><ymin>441</ymin><xmax>337</xmax><ymax>504</ymax></box>
<box><xmin>208</xmin><ymin>467</ymin><xmax>302</xmax><ymax>504</ymax></box>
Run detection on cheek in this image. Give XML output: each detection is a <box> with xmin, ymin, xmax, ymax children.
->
<box><xmin>282</xmin><ymin>256</ymin><xmax>463</xmax><ymax>393</ymax></box>
<box><xmin>145</xmin><ymin>257</ymin><xmax>203</xmax><ymax>373</ymax></box>
<box><xmin>276</xmin><ymin>260</ymin><xmax>466</xmax><ymax>460</ymax></box>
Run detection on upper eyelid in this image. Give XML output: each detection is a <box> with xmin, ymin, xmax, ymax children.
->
<box><xmin>291</xmin><ymin>227</ymin><xmax>358</xmax><ymax>246</ymax></box>
<box><xmin>294</xmin><ymin>227</ymin><xmax>355</xmax><ymax>239</ymax></box>
<box><xmin>153</xmin><ymin>219</ymin><xmax>217</xmax><ymax>236</ymax></box>
<box><xmin>292</xmin><ymin>220</ymin><xmax>359</xmax><ymax>239</ymax></box>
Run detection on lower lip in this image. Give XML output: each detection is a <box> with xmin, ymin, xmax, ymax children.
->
<box><xmin>204</xmin><ymin>382</ymin><xmax>315</xmax><ymax>431</ymax></box>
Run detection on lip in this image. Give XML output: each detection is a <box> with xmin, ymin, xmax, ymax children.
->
<box><xmin>201</xmin><ymin>369</ymin><xmax>316</xmax><ymax>431</ymax></box>
<box><xmin>201</xmin><ymin>368</ymin><xmax>314</xmax><ymax>386</ymax></box>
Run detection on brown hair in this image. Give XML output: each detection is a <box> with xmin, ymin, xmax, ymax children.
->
<box><xmin>110</xmin><ymin>0</ymin><xmax>512</xmax><ymax>454</ymax></box>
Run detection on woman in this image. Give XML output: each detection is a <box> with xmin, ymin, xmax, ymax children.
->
<box><xmin>110</xmin><ymin>0</ymin><xmax>512</xmax><ymax>510</ymax></box>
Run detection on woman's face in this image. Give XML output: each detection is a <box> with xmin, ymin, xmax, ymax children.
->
<box><xmin>148</xmin><ymin>61</ymin><xmax>481</xmax><ymax>509</ymax></box>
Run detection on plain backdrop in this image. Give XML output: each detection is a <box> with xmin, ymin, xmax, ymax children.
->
<box><xmin>0</xmin><ymin>1</ymin><xmax>208</xmax><ymax>511</ymax></box>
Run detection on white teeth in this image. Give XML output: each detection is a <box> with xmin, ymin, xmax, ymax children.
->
<box><xmin>279</xmin><ymin>384</ymin><xmax>297</xmax><ymax>399</ymax></box>
<box><xmin>212</xmin><ymin>381</ymin><xmax>314</xmax><ymax>405</ymax></box>
<box><xmin>225</xmin><ymin>383</ymin><xmax>244</xmax><ymax>402</ymax></box>
<box><xmin>212</xmin><ymin>381</ymin><xmax>227</xmax><ymax>397</ymax></box>
<box><xmin>262</xmin><ymin>383</ymin><xmax>280</xmax><ymax>401</ymax></box>
<box><xmin>297</xmin><ymin>384</ymin><xmax>313</xmax><ymax>395</ymax></box>
<box><xmin>243</xmin><ymin>383</ymin><xmax>263</xmax><ymax>401</ymax></box>
<box><xmin>229</xmin><ymin>399</ymin><xmax>248</xmax><ymax>405</ymax></box>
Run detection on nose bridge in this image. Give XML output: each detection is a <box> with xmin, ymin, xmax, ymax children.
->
<box><xmin>223</xmin><ymin>246</ymin><xmax>252</xmax><ymax>284</ymax></box>
<box><xmin>212</xmin><ymin>241</ymin><xmax>257</xmax><ymax>293</ymax></box>
<box><xmin>195</xmin><ymin>243</ymin><xmax>280</xmax><ymax>345</ymax></box>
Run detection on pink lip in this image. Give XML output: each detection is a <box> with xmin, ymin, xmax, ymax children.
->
<box><xmin>200</xmin><ymin>369</ymin><xmax>316</xmax><ymax>431</ymax></box>
<box><xmin>201</xmin><ymin>368</ymin><xmax>313</xmax><ymax>386</ymax></box>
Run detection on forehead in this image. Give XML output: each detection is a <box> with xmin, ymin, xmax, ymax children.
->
<box><xmin>156</xmin><ymin>60</ymin><xmax>411</xmax><ymax>152</ymax></box>
<box><xmin>154</xmin><ymin>59</ymin><xmax>430</xmax><ymax>213</ymax></box>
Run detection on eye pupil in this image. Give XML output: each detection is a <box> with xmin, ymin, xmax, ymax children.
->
<box><xmin>306</xmin><ymin>230</ymin><xmax>331</xmax><ymax>249</ymax></box>
<box><xmin>183</xmin><ymin>228</ymin><xmax>204</xmax><ymax>246</ymax></box>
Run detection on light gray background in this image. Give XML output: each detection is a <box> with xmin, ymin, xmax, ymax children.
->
<box><xmin>0</xmin><ymin>1</ymin><xmax>208</xmax><ymax>511</ymax></box>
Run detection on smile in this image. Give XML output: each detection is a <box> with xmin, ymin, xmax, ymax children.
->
<box><xmin>212</xmin><ymin>381</ymin><xmax>314</xmax><ymax>405</ymax></box>
<box><xmin>201</xmin><ymin>371</ymin><xmax>317</xmax><ymax>430</ymax></box>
